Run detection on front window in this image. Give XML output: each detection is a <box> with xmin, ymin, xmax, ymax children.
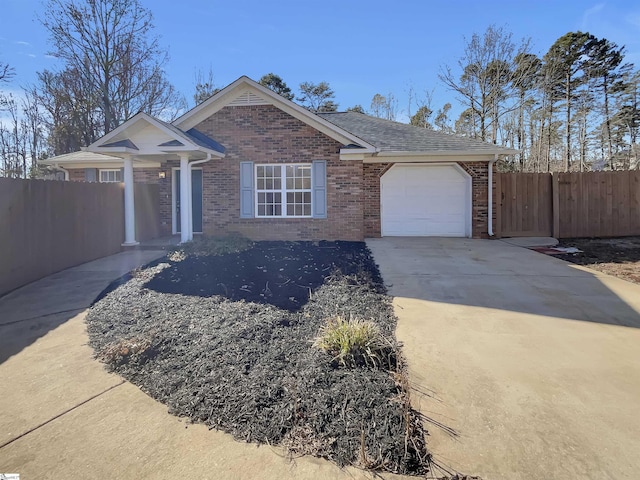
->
<box><xmin>256</xmin><ymin>164</ymin><xmax>312</xmax><ymax>217</ymax></box>
<box><xmin>99</xmin><ymin>169</ymin><xmax>122</xmax><ymax>183</ymax></box>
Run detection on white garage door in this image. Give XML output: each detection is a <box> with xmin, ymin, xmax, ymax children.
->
<box><xmin>381</xmin><ymin>164</ymin><xmax>470</xmax><ymax>237</ymax></box>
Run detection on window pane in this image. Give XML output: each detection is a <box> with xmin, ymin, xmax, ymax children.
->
<box><xmin>258</xmin><ymin>205</ymin><xmax>265</xmax><ymax>216</ymax></box>
<box><xmin>303</xmin><ymin>204</ymin><xmax>311</xmax><ymax>216</ymax></box>
<box><xmin>302</xmin><ymin>177</ymin><xmax>311</xmax><ymax>189</ymax></box>
<box><xmin>274</xmin><ymin>177</ymin><xmax>281</xmax><ymax>189</ymax></box>
<box><xmin>303</xmin><ymin>192</ymin><xmax>311</xmax><ymax>203</ymax></box>
<box><xmin>286</xmin><ymin>177</ymin><xmax>294</xmax><ymax>189</ymax></box>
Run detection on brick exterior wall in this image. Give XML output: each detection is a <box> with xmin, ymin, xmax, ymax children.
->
<box><xmin>459</xmin><ymin>161</ymin><xmax>491</xmax><ymax>238</ymax></box>
<box><xmin>67</xmin><ymin>168</ymin><xmax>86</xmax><ymax>182</ymax></box>
<box><xmin>157</xmin><ymin>105</ymin><xmax>365</xmax><ymax>241</ymax></box>
<box><xmin>362</xmin><ymin>161</ymin><xmax>491</xmax><ymax>239</ymax></box>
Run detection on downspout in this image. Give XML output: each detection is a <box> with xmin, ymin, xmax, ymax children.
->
<box><xmin>55</xmin><ymin>163</ymin><xmax>69</xmax><ymax>181</ymax></box>
<box><xmin>488</xmin><ymin>154</ymin><xmax>497</xmax><ymax>237</ymax></box>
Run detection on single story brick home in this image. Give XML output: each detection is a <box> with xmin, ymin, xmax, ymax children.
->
<box><xmin>41</xmin><ymin>76</ymin><xmax>516</xmax><ymax>245</ymax></box>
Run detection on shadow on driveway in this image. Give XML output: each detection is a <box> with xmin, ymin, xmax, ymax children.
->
<box><xmin>367</xmin><ymin>237</ymin><xmax>640</xmax><ymax>328</ymax></box>
<box><xmin>0</xmin><ymin>250</ymin><xmax>166</xmax><ymax>364</ymax></box>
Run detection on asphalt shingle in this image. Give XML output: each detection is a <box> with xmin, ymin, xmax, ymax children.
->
<box><xmin>317</xmin><ymin>111</ymin><xmax>516</xmax><ymax>154</ymax></box>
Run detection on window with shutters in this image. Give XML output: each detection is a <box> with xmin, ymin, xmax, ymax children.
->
<box><xmin>255</xmin><ymin>164</ymin><xmax>312</xmax><ymax>217</ymax></box>
<box><xmin>99</xmin><ymin>169</ymin><xmax>122</xmax><ymax>183</ymax></box>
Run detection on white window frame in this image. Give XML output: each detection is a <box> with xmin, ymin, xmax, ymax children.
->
<box><xmin>99</xmin><ymin>169</ymin><xmax>122</xmax><ymax>183</ymax></box>
<box><xmin>254</xmin><ymin>163</ymin><xmax>313</xmax><ymax>218</ymax></box>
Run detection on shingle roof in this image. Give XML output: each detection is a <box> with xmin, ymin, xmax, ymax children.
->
<box><xmin>101</xmin><ymin>139</ymin><xmax>139</xmax><ymax>150</ymax></box>
<box><xmin>316</xmin><ymin>112</ymin><xmax>517</xmax><ymax>154</ymax></box>
<box><xmin>154</xmin><ymin>119</ymin><xmax>225</xmax><ymax>154</ymax></box>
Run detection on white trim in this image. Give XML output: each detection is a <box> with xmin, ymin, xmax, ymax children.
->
<box><xmin>99</xmin><ymin>168</ymin><xmax>122</xmax><ymax>183</ymax></box>
<box><xmin>254</xmin><ymin>163</ymin><xmax>313</xmax><ymax>218</ymax></box>
<box><xmin>172</xmin><ymin>166</ymin><xmax>204</xmax><ymax>235</ymax></box>
<box><xmin>173</xmin><ymin>77</ymin><xmax>377</xmax><ymax>152</ymax></box>
<box><xmin>122</xmin><ymin>156</ymin><xmax>138</xmax><ymax>246</ymax></box>
<box><xmin>380</xmin><ymin>163</ymin><xmax>472</xmax><ymax>238</ymax></box>
<box><xmin>362</xmin><ymin>153</ymin><xmax>500</xmax><ymax>163</ymax></box>
<box><xmin>86</xmin><ymin>111</ymin><xmax>225</xmax><ymax>159</ymax></box>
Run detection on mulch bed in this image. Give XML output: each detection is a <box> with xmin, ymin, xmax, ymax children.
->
<box><xmin>553</xmin><ymin>237</ymin><xmax>640</xmax><ymax>284</ymax></box>
<box><xmin>86</xmin><ymin>241</ymin><xmax>430</xmax><ymax>475</ymax></box>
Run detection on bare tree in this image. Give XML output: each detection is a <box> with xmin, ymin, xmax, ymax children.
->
<box><xmin>40</xmin><ymin>0</ymin><xmax>182</xmax><ymax>136</ymax></box>
<box><xmin>193</xmin><ymin>67</ymin><xmax>219</xmax><ymax>106</ymax></box>
<box><xmin>0</xmin><ymin>61</ymin><xmax>14</xmax><ymax>83</ymax></box>
<box><xmin>439</xmin><ymin>25</ymin><xmax>533</xmax><ymax>143</ymax></box>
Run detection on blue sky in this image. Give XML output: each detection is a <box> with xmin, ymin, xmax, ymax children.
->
<box><xmin>2</xmin><ymin>0</ymin><xmax>640</xmax><ymax>121</ymax></box>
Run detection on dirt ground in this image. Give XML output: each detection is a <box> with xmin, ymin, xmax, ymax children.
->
<box><xmin>556</xmin><ymin>237</ymin><xmax>640</xmax><ymax>284</ymax></box>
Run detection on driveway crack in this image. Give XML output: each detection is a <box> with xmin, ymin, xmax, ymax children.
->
<box><xmin>0</xmin><ymin>380</ymin><xmax>125</xmax><ymax>449</ymax></box>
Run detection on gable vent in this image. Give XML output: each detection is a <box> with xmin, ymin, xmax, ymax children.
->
<box><xmin>228</xmin><ymin>91</ymin><xmax>270</xmax><ymax>106</ymax></box>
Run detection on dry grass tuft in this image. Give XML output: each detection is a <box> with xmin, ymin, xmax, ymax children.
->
<box><xmin>313</xmin><ymin>315</ymin><xmax>395</xmax><ymax>369</ymax></box>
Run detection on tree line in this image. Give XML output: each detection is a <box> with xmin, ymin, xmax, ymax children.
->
<box><xmin>1</xmin><ymin>0</ymin><xmax>638</xmax><ymax>178</ymax></box>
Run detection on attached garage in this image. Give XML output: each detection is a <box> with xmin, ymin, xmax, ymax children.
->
<box><xmin>380</xmin><ymin>163</ymin><xmax>471</xmax><ymax>237</ymax></box>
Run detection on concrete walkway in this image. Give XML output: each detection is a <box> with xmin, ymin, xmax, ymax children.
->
<box><xmin>0</xmin><ymin>250</ymin><xmax>374</xmax><ymax>479</ymax></box>
<box><xmin>367</xmin><ymin>237</ymin><xmax>640</xmax><ymax>480</ymax></box>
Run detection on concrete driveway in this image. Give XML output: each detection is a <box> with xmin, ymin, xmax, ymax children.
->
<box><xmin>367</xmin><ymin>237</ymin><xmax>640</xmax><ymax>480</ymax></box>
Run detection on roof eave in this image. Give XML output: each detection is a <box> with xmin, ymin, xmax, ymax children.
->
<box><xmin>173</xmin><ymin>76</ymin><xmax>377</xmax><ymax>151</ymax></box>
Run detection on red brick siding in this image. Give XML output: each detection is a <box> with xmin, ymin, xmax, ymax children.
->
<box><xmin>67</xmin><ymin>168</ymin><xmax>86</xmax><ymax>182</ymax></box>
<box><xmin>133</xmin><ymin>168</ymin><xmax>160</xmax><ymax>184</ymax></box>
<box><xmin>166</xmin><ymin>105</ymin><xmax>364</xmax><ymax>241</ymax></box>
<box><xmin>363</xmin><ymin>163</ymin><xmax>392</xmax><ymax>238</ymax></box>
<box><xmin>459</xmin><ymin>162</ymin><xmax>490</xmax><ymax>238</ymax></box>
<box><xmin>362</xmin><ymin>161</ymin><xmax>491</xmax><ymax>239</ymax></box>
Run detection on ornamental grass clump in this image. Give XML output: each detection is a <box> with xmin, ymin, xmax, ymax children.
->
<box><xmin>314</xmin><ymin>315</ymin><xmax>395</xmax><ymax>369</ymax></box>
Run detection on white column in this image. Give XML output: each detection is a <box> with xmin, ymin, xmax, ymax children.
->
<box><xmin>179</xmin><ymin>154</ymin><xmax>191</xmax><ymax>243</ymax></box>
<box><xmin>122</xmin><ymin>155</ymin><xmax>138</xmax><ymax>246</ymax></box>
<box><xmin>187</xmin><ymin>164</ymin><xmax>193</xmax><ymax>241</ymax></box>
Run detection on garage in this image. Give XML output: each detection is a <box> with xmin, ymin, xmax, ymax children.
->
<box><xmin>381</xmin><ymin>164</ymin><xmax>471</xmax><ymax>237</ymax></box>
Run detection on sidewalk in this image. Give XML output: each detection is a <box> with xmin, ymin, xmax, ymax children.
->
<box><xmin>0</xmin><ymin>250</ymin><xmax>373</xmax><ymax>479</ymax></box>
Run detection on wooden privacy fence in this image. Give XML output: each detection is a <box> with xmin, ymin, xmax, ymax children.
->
<box><xmin>496</xmin><ymin>171</ymin><xmax>640</xmax><ymax>238</ymax></box>
<box><xmin>0</xmin><ymin>178</ymin><xmax>160</xmax><ymax>296</ymax></box>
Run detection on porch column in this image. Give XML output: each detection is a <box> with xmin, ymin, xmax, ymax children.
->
<box><xmin>187</xmin><ymin>164</ymin><xmax>193</xmax><ymax>241</ymax></box>
<box><xmin>179</xmin><ymin>154</ymin><xmax>191</xmax><ymax>243</ymax></box>
<box><xmin>122</xmin><ymin>155</ymin><xmax>138</xmax><ymax>246</ymax></box>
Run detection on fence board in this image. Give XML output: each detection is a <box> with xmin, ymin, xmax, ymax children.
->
<box><xmin>496</xmin><ymin>173</ymin><xmax>553</xmax><ymax>237</ymax></box>
<box><xmin>0</xmin><ymin>179</ymin><xmax>161</xmax><ymax>296</ymax></box>
<box><xmin>554</xmin><ymin>171</ymin><xmax>640</xmax><ymax>238</ymax></box>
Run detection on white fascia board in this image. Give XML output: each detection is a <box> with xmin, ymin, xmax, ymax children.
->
<box><xmin>174</xmin><ymin>76</ymin><xmax>377</xmax><ymax>152</ymax></box>
<box><xmin>87</xmin><ymin>111</ymin><xmax>209</xmax><ymax>154</ymax></box>
<box><xmin>92</xmin><ymin>146</ymin><xmax>140</xmax><ymax>155</ymax></box>
<box><xmin>38</xmin><ymin>161</ymin><xmax>162</xmax><ymax>169</ymax></box>
<box><xmin>364</xmin><ymin>151</ymin><xmax>516</xmax><ymax>163</ymax></box>
<box><xmin>159</xmin><ymin>145</ymin><xmax>225</xmax><ymax>158</ymax></box>
<box><xmin>376</xmin><ymin>149</ymin><xmax>518</xmax><ymax>157</ymax></box>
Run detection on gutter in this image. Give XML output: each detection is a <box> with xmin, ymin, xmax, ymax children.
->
<box><xmin>189</xmin><ymin>153</ymin><xmax>212</xmax><ymax>170</ymax></box>
<box><xmin>488</xmin><ymin>155</ymin><xmax>497</xmax><ymax>237</ymax></box>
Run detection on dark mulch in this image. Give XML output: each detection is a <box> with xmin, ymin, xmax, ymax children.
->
<box><xmin>86</xmin><ymin>241</ymin><xmax>430</xmax><ymax>475</ymax></box>
<box><xmin>555</xmin><ymin>237</ymin><xmax>640</xmax><ymax>284</ymax></box>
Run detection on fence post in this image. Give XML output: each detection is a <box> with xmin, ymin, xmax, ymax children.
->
<box><xmin>552</xmin><ymin>172</ymin><xmax>560</xmax><ymax>238</ymax></box>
